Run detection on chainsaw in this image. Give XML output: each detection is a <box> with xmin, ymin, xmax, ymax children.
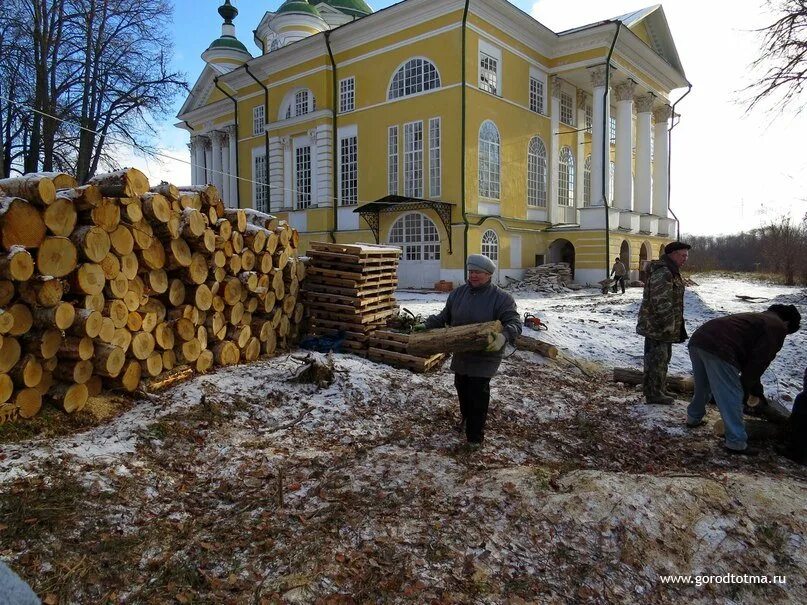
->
<box><xmin>523</xmin><ymin>313</ymin><xmax>548</xmax><ymax>331</ymax></box>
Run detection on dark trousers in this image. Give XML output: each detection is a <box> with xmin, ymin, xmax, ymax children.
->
<box><xmin>643</xmin><ymin>338</ymin><xmax>672</xmax><ymax>398</ymax></box>
<box><xmin>785</xmin><ymin>383</ymin><xmax>807</xmax><ymax>464</ymax></box>
<box><xmin>454</xmin><ymin>374</ymin><xmax>491</xmax><ymax>443</ymax></box>
<box><xmin>612</xmin><ymin>276</ymin><xmax>626</xmax><ymax>293</ymax></box>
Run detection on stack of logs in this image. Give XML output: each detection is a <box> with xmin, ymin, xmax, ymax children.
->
<box><xmin>302</xmin><ymin>242</ymin><xmax>400</xmax><ymax>355</ymax></box>
<box><xmin>505</xmin><ymin>263</ymin><xmax>580</xmax><ymax>293</ymax></box>
<box><xmin>0</xmin><ymin>169</ymin><xmax>303</xmax><ymax>424</ymax></box>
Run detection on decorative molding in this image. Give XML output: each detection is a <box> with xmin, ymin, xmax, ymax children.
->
<box><xmin>635</xmin><ymin>94</ymin><xmax>655</xmax><ymax>113</ymax></box>
<box><xmin>550</xmin><ymin>76</ymin><xmax>563</xmax><ymax>99</ymax></box>
<box><xmin>590</xmin><ymin>66</ymin><xmax>607</xmax><ymax>88</ymax></box>
<box><xmin>653</xmin><ymin>104</ymin><xmax>673</xmax><ymax>123</ymax></box>
<box><xmin>613</xmin><ymin>80</ymin><xmax>637</xmax><ymax>102</ymax></box>
<box><xmin>576</xmin><ymin>89</ymin><xmax>588</xmax><ymax>108</ymax></box>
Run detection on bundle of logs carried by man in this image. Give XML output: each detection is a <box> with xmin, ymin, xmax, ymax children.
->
<box><xmin>0</xmin><ymin>169</ymin><xmax>303</xmax><ymax>424</ymax></box>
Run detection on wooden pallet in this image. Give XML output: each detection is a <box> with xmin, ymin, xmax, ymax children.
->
<box><xmin>307</xmin><ymin>307</ymin><xmax>398</xmax><ymax>325</ymax></box>
<box><xmin>311</xmin><ymin>317</ymin><xmax>388</xmax><ymax>333</ymax></box>
<box><xmin>309</xmin><ymin>250</ymin><xmax>401</xmax><ymax>265</ymax></box>
<box><xmin>302</xmin><ymin>291</ymin><xmax>396</xmax><ymax>308</ymax></box>
<box><xmin>302</xmin><ymin>282</ymin><xmax>398</xmax><ymax>298</ymax></box>
<box><xmin>367</xmin><ymin>347</ymin><xmax>446</xmax><ymax>373</ymax></box>
<box><xmin>309</xmin><ymin>242</ymin><xmax>402</xmax><ymax>257</ymax></box>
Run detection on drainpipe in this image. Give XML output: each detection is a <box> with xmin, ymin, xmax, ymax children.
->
<box><xmin>214</xmin><ymin>77</ymin><xmax>241</xmax><ymax>208</ymax></box>
<box><xmin>183</xmin><ymin>120</ymin><xmax>194</xmax><ymax>132</ymax></box>
<box><xmin>602</xmin><ymin>22</ymin><xmax>621</xmax><ymax>281</ymax></box>
<box><xmin>244</xmin><ymin>64</ymin><xmax>271</xmax><ymax>210</ymax></box>
<box><xmin>668</xmin><ymin>83</ymin><xmax>692</xmax><ymax>241</ymax></box>
<box><xmin>324</xmin><ymin>31</ymin><xmax>338</xmax><ymax>243</ymax></box>
<box><xmin>461</xmin><ymin>0</ymin><xmax>471</xmax><ymax>281</ymax></box>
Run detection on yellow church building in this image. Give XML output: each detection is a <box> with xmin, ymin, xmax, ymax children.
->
<box><xmin>177</xmin><ymin>0</ymin><xmax>689</xmax><ymax>287</ymax></box>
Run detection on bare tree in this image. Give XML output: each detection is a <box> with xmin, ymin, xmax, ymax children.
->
<box><xmin>748</xmin><ymin>0</ymin><xmax>807</xmax><ymax>112</ymax></box>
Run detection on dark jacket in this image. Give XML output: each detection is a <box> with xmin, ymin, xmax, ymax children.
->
<box><xmin>636</xmin><ymin>254</ymin><xmax>686</xmax><ymax>343</ymax></box>
<box><xmin>425</xmin><ymin>281</ymin><xmax>522</xmax><ymax>378</ymax></box>
<box><xmin>688</xmin><ymin>311</ymin><xmax>790</xmax><ymax>391</ymax></box>
<box><xmin>611</xmin><ymin>261</ymin><xmax>626</xmax><ymax>277</ymax></box>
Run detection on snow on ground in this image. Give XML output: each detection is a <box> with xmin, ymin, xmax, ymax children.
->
<box><xmin>398</xmin><ymin>274</ymin><xmax>807</xmax><ymax>408</ymax></box>
<box><xmin>0</xmin><ymin>274</ymin><xmax>806</xmax><ymax>603</ymax></box>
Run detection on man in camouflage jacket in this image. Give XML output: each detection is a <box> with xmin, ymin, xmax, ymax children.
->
<box><xmin>636</xmin><ymin>241</ymin><xmax>691</xmax><ymax>404</ymax></box>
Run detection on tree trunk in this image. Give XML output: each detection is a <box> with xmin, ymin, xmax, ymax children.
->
<box><xmin>407</xmin><ymin>321</ymin><xmax>503</xmax><ymax>356</ymax></box>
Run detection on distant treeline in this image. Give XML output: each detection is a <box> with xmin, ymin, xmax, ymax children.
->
<box><xmin>683</xmin><ymin>215</ymin><xmax>807</xmax><ymax>286</ymax></box>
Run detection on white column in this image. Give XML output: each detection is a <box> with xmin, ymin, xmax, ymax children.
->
<box><xmin>634</xmin><ymin>95</ymin><xmax>654</xmax><ymax>214</ymax></box>
<box><xmin>211</xmin><ymin>130</ymin><xmax>223</xmax><ymax>195</ymax></box>
<box><xmin>188</xmin><ymin>141</ymin><xmax>195</xmax><ymax>186</ymax></box>
<box><xmin>589</xmin><ymin>67</ymin><xmax>609</xmax><ymax>207</ymax></box>
<box><xmin>228</xmin><ymin>125</ymin><xmax>238</xmax><ymax>208</ymax></box>
<box><xmin>549</xmin><ymin>76</ymin><xmax>561</xmax><ymax>224</ymax></box>
<box><xmin>282</xmin><ymin>136</ymin><xmax>293</xmax><ymax>209</ymax></box>
<box><xmin>575</xmin><ymin>90</ymin><xmax>588</xmax><ymax>210</ymax></box>
<box><xmin>203</xmin><ymin>138</ymin><xmax>212</xmax><ymax>184</ymax></box>
<box><xmin>652</xmin><ymin>104</ymin><xmax>672</xmax><ymax>217</ymax></box>
<box><xmin>315</xmin><ymin>124</ymin><xmax>333</xmax><ymax>208</ymax></box>
<box><xmin>193</xmin><ymin>136</ymin><xmax>206</xmax><ymax>185</ymax></box>
<box><xmin>613</xmin><ymin>80</ymin><xmax>636</xmax><ymax>211</ymax></box>
<box><xmin>268</xmin><ymin>136</ymin><xmax>284</xmax><ymax>213</ymax></box>
<box><xmin>221</xmin><ymin>133</ymin><xmax>230</xmax><ymax>207</ymax></box>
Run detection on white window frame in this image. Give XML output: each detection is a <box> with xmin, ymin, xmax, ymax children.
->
<box><xmin>388</xmin><ymin>212</ymin><xmax>441</xmax><ymax>261</ymax></box>
<box><xmin>560</xmin><ymin>91</ymin><xmax>575</xmax><ymax>127</ymax></box>
<box><xmin>388</xmin><ymin>125</ymin><xmax>399</xmax><ymax>195</ymax></box>
<box><xmin>387</xmin><ymin>57</ymin><xmax>441</xmax><ymax>100</ymax></box>
<box><xmin>558</xmin><ymin>146</ymin><xmax>575</xmax><ymax>207</ymax></box>
<box><xmin>339</xmin><ymin>76</ymin><xmax>355</xmax><ymax>113</ymax></box>
<box><xmin>403</xmin><ymin>120</ymin><xmax>423</xmax><ymax>198</ymax></box>
<box><xmin>481</xmin><ymin>229</ymin><xmax>499</xmax><ymax>262</ymax></box>
<box><xmin>338</xmin><ymin>129</ymin><xmax>358</xmax><ymax>206</ymax></box>
<box><xmin>529</xmin><ymin>67</ymin><xmax>547</xmax><ymax>115</ymax></box>
<box><xmin>610</xmin><ymin>113</ymin><xmax>617</xmax><ymax>145</ymax></box>
<box><xmin>585</xmin><ymin>104</ymin><xmax>593</xmax><ymax>133</ymax></box>
<box><xmin>253</xmin><ymin>151</ymin><xmax>268</xmax><ymax>213</ymax></box>
<box><xmin>478</xmin><ymin>40</ymin><xmax>502</xmax><ymax>96</ymax></box>
<box><xmin>478</xmin><ymin>120</ymin><xmax>500</xmax><ymax>200</ymax></box>
<box><xmin>527</xmin><ymin>136</ymin><xmax>547</xmax><ymax>208</ymax></box>
<box><xmin>583</xmin><ymin>155</ymin><xmax>592</xmax><ymax>207</ymax></box>
<box><xmin>252</xmin><ymin>105</ymin><xmax>265</xmax><ymax>136</ymax></box>
<box><xmin>280</xmin><ymin>88</ymin><xmax>316</xmax><ymax>120</ymax></box>
<box><xmin>293</xmin><ymin>141</ymin><xmax>312</xmax><ymax>210</ymax></box>
<box><xmin>428</xmin><ymin>117</ymin><xmax>441</xmax><ymax>198</ymax></box>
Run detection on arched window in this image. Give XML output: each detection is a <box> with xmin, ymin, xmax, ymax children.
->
<box><xmin>281</xmin><ymin>89</ymin><xmax>316</xmax><ymax>120</ymax></box>
<box><xmin>481</xmin><ymin>229</ymin><xmax>499</xmax><ymax>262</ymax></box>
<box><xmin>583</xmin><ymin>155</ymin><xmax>591</xmax><ymax>207</ymax></box>
<box><xmin>389</xmin><ymin>213</ymin><xmax>441</xmax><ymax>261</ymax></box>
<box><xmin>558</xmin><ymin>146</ymin><xmax>574</xmax><ymax>207</ymax></box>
<box><xmin>478</xmin><ymin>120</ymin><xmax>500</xmax><ymax>199</ymax></box>
<box><xmin>527</xmin><ymin>137</ymin><xmax>547</xmax><ymax>207</ymax></box>
<box><xmin>388</xmin><ymin>58</ymin><xmax>441</xmax><ymax>100</ymax></box>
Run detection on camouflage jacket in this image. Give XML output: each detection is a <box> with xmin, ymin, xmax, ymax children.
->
<box><xmin>636</xmin><ymin>255</ymin><xmax>687</xmax><ymax>343</ymax></box>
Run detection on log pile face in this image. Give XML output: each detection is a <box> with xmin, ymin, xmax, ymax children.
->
<box><xmin>0</xmin><ymin>170</ymin><xmax>302</xmax><ymax>424</ymax></box>
<box><xmin>505</xmin><ymin>263</ymin><xmax>581</xmax><ymax>293</ymax></box>
<box><xmin>302</xmin><ymin>242</ymin><xmax>401</xmax><ymax>354</ymax></box>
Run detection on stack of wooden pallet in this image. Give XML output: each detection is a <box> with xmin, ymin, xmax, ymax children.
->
<box><xmin>302</xmin><ymin>242</ymin><xmax>400</xmax><ymax>355</ymax></box>
<box><xmin>0</xmin><ymin>169</ymin><xmax>303</xmax><ymax>425</ymax></box>
<box><xmin>367</xmin><ymin>330</ymin><xmax>447</xmax><ymax>373</ymax></box>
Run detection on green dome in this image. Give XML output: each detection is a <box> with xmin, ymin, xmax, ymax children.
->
<box><xmin>313</xmin><ymin>0</ymin><xmax>372</xmax><ymax>17</ymax></box>
<box><xmin>277</xmin><ymin>0</ymin><xmax>322</xmax><ymax>17</ymax></box>
<box><xmin>208</xmin><ymin>36</ymin><xmax>250</xmax><ymax>54</ymax></box>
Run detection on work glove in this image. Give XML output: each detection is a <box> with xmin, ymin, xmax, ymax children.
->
<box><xmin>412</xmin><ymin>323</ymin><xmax>427</xmax><ymax>333</ymax></box>
<box><xmin>484</xmin><ymin>333</ymin><xmax>506</xmax><ymax>352</ymax></box>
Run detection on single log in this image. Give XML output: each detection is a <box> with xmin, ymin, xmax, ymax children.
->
<box><xmin>59</xmin><ymin>336</ymin><xmax>94</xmax><ymax>361</ymax></box>
<box><xmin>172</xmin><ymin>317</ymin><xmax>196</xmax><ymax>342</ymax></box>
<box><xmin>85</xmin><ymin>198</ymin><xmax>121</xmax><ymax>232</ymax></box>
<box><xmin>216</xmin><ymin>218</ymin><xmax>232</xmax><ymax>241</ymax></box>
<box><xmin>57</xmin><ymin>185</ymin><xmax>102</xmax><ymax>210</ymax></box>
<box><xmin>15</xmin><ymin>388</ymin><xmax>42</xmax><ymax>418</ymax></box>
<box><xmin>141</xmin><ymin>312</ymin><xmax>158</xmax><ymax>333</ymax></box>
<box><xmin>0</xmin><ymin>197</ymin><xmax>47</xmax><ymax>249</ymax></box>
<box><xmin>179</xmin><ymin>192</ymin><xmax>202</xmax><ymax>211</ymax></box>
<box><xmin>243</xmin><ymin>224</ymin><xmax>268</xmax><ymax>253</ymax></box>
<box><xmin>177</xmin><ymin>338</ymin><xmax>202</xmax><ymax>363</ymax></box>
<box><xmin>265</xmin><ymin>231</ymin><xmax>279</xmax><ymax>255</ymax></box>
<box><xmin>121</xmin><ymin>196</ymin><xmax>144</xmax><ymax>222</ymax></box>
<box><xmin>196</xmin><ymin>325</ymin><xmax>208</xmax><ymax>350</ymax></box>
<box><xmin>17</xmin><ymin>276</ymin><xmax>62</xmax><ymax>308</ymax></box>
<box><xmin>68</xmin><ymin>309</ymin><xmax>103</xmax><ymax>338</ymax></box>
<box><xmin>243</xmin><ymin>337</ymin><xmax>261</xmax><ymax>362</ymax></box>
<box><xmin>0</xmin><ymin>246</ymin><xmax>35</xmax><ymax>281</ymax></box>
<box><xmin>141</xmin><ymin>192</ymin><xmax>172</xmax><ymax>223</ymax></box>
<box><xmin>140</xmin><ymin>238</ymin><xmax>167</xmax><ymax>270</ymax></box>
<box><xmin>0</xmin><ymin>175</ymin><xmax>56</xmax><ymax>205</ymax></box>
<box><xmin>140</xmin><ymin>298</ymin><xmax>166</xmax><ymax>322</ymax></box>
<box><xmin>32</xmin><ymin>302</ymin><xmax>76</xmax><ymax>330</ymax></box>
<box><xmin>227</xmin><ymin>325</ymin><xmax>251</xmax><ymax>349</ymax></box>
<box><xmin>105</xmin><ymin>273</ymin><xmax>129</xmax><ymax>299</ymax></box>
<box><xmin>0</xmin><ymin>310</ymin><xmax>14</xmax><ymax>335</ymax></box>
<box><xmin>99</xmin><ymin>253</ymin><xmax>121</xmax><ymax>279</ymax></box>
<box><xmin>154</xmin><ymin>322</ymin><xmax>175</xmax><ymax>350</ymax></box>
<box><xmin>228</xmin><ymin>253</ymin><xmax>243</xmax><ymax>275</ymax></box>
<box><xmin>120</xmin><ymin>252</ymin><xmax>139</xmax><ymax>280</ymax></box>
<box><xmin>71</xmin><ymin>225</ymin><xmax>111</xmax><ymax>262</ymax></box>
<box><xmin>43</xmin><ymin>196</ymin><xmax>78</xmax><ymax>236</ymax></box>
<box><xmin>154</xmin><ymin>212</ymin><xmax>181</xmax><ymax>240</ymax></box>
<box><xmin>88</xmin><ymin>168</ymin><xmax>149</xmax><ymax>198</ymax></box>
<box><xmin>161</xmin><ymin>349</ymin><xmax>177</xmax><ymax>371</ymax></box>
<box><xmin>85</xmin><ymin>374</ymin><xmax>103</xmax><ymax>396</ymax></box>
<box><xmin>0</xmin><ymin>373</ymin><xmax>13</xmax><ymax>404</ymax></box>
<box><xmin>131</xmin><ymin>331</ymin><xmax>156</xmax><ymax>360</ymax></box>
<box><xmin>50</xmin><ymin>382</ymin><xmax>89</xmax><ymax>413</ymax></box>
<box><xmin>0</xmin><ymin>337</ymin><xmax>21</xmax><ymax>372</ymax></box>
<box><xmin>39</xmin><ymin>172</ymin><xmax>77</xmax><ymax>189</ymax></box>
<box><xmin>83</xmin><ymin>293</ymin><xmax>105</xmax><ymax>313</ymax></box>
<box><xmin>180</xmin><ymin>208</ymin><xmax>206</xmax><ymax>239</ymax></box>
<box><xmin>190</xmin><ymin>284</ymin><xmax>212</xmax><ymax>311</ymax></box>
<box><xmin>612</xmin><ymin>367</ymin><xmax>695</xmax><ymax>394</ymax></box>
<box><xmin>70</xmin><ymin>263</ymin><xmax>105</xmax><ymax>296</ymax></box>
<box><xmin>21</xmin><ymin>329</ymin><xmax>61</xmax><ymax>359</ymax></box>
<box><xmin>130</xmin><ymin>220</ymin><xmax>154</xmax><ymax>250</ymax></box>
<box><xmin>165</xmin><ymin>238</ymin><xmax>192</xmax><ymax>269</ymax></box>
<box><xmin>212</xmin><ymin>341</ymin><xmax>240</xmax><ymax>366</ymax></box>
<box><xmin>10</xmin><ymin>354</ymin><xmax>43</xmax><ymax>388</ymax></box>
<box><xmin>191</xmin><ymin>229</ymin><xmax>216</xmax><ymax>254</ymax></box>
<box><xmin>0</xmin><ymin>280</ymin><xmax>14</xmax><ymax>306</ymax></box>
<box><xmin>111</xmin><ymin>328</ymin><xmax>132</xmax><ymax>353</ymax></box>
<box><xmin>36</xmin><ymin>236</ymin><xmax>78</xmax><ymax>278</ymax></box>
<box><xmin>112</xmin><ymin>359</ymin><xmax>142</xmax><ymax>392</ymax></box>
<box><xmin>223</xmin><ymin>208</ymin><xmax>247</xmax><ymax>232</ymax></box>
<box><xmin>93</xmin><ymin>344</ymin><xmax>126</xmax><ymax>377</ymax></box>
<box><xmin>515</xmin><ymin>336</ymin><xmax>558</xmax><ymax>359</ymax></box>
<box><xmin>109</xmin><ymin>224</ymin><xmax>134</xmax><ymax>256</ymax></box>
<box><xmin>8</xmin><ymin>303</ymin><xmax>33</xmax><ymax>336</ymax></box>
<box><xmin>182</xmin><ymin>253</ymin><xmax>208</xmax><ymax>285</ymax></box>
<box><xmin>241</xmin><ymin>250</ymin><xmax>256</xmax><ymax>272</ymax></box>
<box><xmin>104</xmin><ymin>299</ymin><xmax>129</xmax><ymax>329</ymax></box>
<box><xmin>231</xmin><ymin>231</ymin><xmax>244</xmax><ymax>254</ymax></box>
<box><xmin>53</xmin><ymin>359</ymin><xmax>94</xmax><ymax>385</ymax></box>
<box><xmin>145</xmin><ymin>268</ymin><xmax>169</xmax><ymax>295</ymax></box>
<box><xmin>141</xmin><ymin>351</ymin><xmax>163</xmax><ymax>377</ymax></box>
<box><xmin>151</xmin><ymin>182</ymin><xmax>179</xmax><ymax>201</ymax></box>
<box><xmin>98</xmin><ymin>317</ymin><xmax>116</xmax><ymax>343</ymax></box>
<box><xmin>225</xmin><ymin>301</ymin><xmax>245</xmax><ymax>326</ymax></box>
<box><xmin>195</xmin><ymin>349</ymin><xmax>214</xmax><ymax>373</ymax></box>
<box><xmin>127</xmin><ymin>312</ymin><xmax>143</xmax><ymax>332</ymax></box>
<box><xmin>407</xmin><ymin>321</ymin><xmax>503</xmax><ymax>357</ymax></box>
<box><xmin>257</xmin><ymin>251</ymin><xmax>273</xmax><ymax>273</ymax></box>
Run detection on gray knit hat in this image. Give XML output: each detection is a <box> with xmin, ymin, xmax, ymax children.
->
<box><xmin>466</xmin><ymin>253</ymin><xmax>496</xmax><ymax>274</ymax></box>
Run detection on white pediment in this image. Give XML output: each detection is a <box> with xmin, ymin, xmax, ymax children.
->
<box><xmin>177</xmin><ymin>63</ymin><xmax>233</xmax><ymax>119</ymax></box>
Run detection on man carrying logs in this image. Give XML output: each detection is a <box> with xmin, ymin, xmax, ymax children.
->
<box><xmin>636</xmin><ymin>241</ymin><xmax>691</xmax><ymax>405</ymax></box>
<box><xmin>686</xmin><ymin>304</ymin><xmax>801</xmax><ymax>456</ymax></box>
<box><xmin>418</xmin><ymin>254</ymin><xmax>522</xmax><ymax>449</ymax></box>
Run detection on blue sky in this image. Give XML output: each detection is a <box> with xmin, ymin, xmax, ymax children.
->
<box><xmin>137</xmin><ymin>1</ymin><xmax>807</xmax><ymax>235</ymax></box>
